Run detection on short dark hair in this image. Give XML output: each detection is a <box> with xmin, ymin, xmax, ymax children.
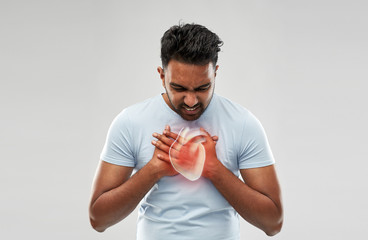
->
<box><xmin>160</xmin><ymin>23</ymin><xmax>223</xmax><ymax>69</ymax></box>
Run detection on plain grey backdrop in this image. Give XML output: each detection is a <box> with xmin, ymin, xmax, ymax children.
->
<box><xmin>1</xmin><ymin>0</ymin><xmax>367</xmax><ymax>239</ymax></box>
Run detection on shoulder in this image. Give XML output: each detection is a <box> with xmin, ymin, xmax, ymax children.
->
<box><xmin>114</xmin><ymin>95</ymin><xmax>161</xmax><ymax>122</ymax></box>
<box><xmin>123</xmin><ymin>95</ymin><xmax>160</xmax><ymax>115</ymax></box>
<box><xmin>212</xmin><ymin>94</ymin><xmax>265</xmax><ymax>139</ymax></box>
<box><xmin>213</xmin><ymin>94</ymin><xmax>255</xmax><ymax>122</ymax></box>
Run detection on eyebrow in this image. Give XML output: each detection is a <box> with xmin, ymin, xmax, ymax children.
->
<box><xmin>170</xmin><ymin>82</ymin><xmax>211</xmax><ymax>91</ymax></box>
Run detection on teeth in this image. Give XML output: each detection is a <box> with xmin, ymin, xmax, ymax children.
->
<box><xmin>184</xmin><ymin>106</ymin><xmax>198</xmax><ymax>111</ymax></box>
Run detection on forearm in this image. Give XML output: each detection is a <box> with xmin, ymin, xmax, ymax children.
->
<box><xmin>90</xmin><ymin>161</ymin><xmax>161</xmax><ymax>232</ymax></box>
<box><xmin>208</xmin><ymin>163</ymin><xmax>283</xmax><ymax>236</ymax></box>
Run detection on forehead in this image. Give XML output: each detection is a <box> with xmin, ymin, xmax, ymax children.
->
<box><xmin>165</xmin><ymin>60</ymin><xmax>215</xmax><ymax>86</ymax></box>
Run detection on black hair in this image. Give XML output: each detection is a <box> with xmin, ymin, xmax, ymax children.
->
<box><xmin>160</xmin><ymin>23</ymin><xmax>223</xmax><ymax>69</ymax></box>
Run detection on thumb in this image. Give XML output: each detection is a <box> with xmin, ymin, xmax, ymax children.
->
<box><xmin>200</xmin><ymin>128</ymin><xmax>218</xmax><ymax>144</ymax></box>
<box><xmin>187</xmin><ymin>135</ymin><xmax>206</xmax><ymax>144</ymax></box>
<box><xmin>200</xmin><ymin>128</ymin><xmax>215</xmax><ymax>141</ymax></box>
<box><xmin>200</xmin><ymin>127</ymin><xmax>211</xmax><ymax>137</ymax></box>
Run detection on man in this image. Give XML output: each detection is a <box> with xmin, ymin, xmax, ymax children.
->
<box><xmin>89</xmin><ymin>23</ymin><xmax>283</xmax><ymax>239</ymax></box>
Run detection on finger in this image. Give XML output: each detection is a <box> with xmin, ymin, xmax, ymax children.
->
<box><xmin>163</xmin><ymin>130</ymin><xmax>186</xmax><ymax>145</ymax></box>
<box><xmin>199</xmin><ymin>127</ymin><xmax>211</xmax><ymax>137</ymax></box>
<box><xmin>187</xmin><ymin>135</ymin><xmax>206</xmax><ymax>144</ymax></box>
<box><xmin>153</xmin><ymin>132</ymin><xmax>175</xmax><ymax>147</ymax></box>
<box><xmin>155</xmin><ymin>132</ymin><xmax>182</xmax><ymax>151</ymax></box>
<box><xmin>212</xmin><ymin>135</ymin><xmax>219</xmax><ymax>142</ymax></box>
<box><xmin>157</xmin><ymin>153</ymin><xmax>171</xmax><ymax>163</ymax></box>
<box><xmin>151</xmin><ymin>140</ymin><xmax>170</xmax><ymax>153</ymax></box>
<box><xmin>168</xmin><ymin>146</ymin><xmax>180</xmax><ymax>159</ymax></box>
<box><xmin>200</xmin><ymin>128</ymin><xmax>215</xmax><ymax>143</ymax></box>
<box><xmin>156</xmin><ymin>139</ymin><xmax>180</xmax><ymax>156</ymax></box>
<box><xmin>163</xmin><ymin>131</ymin><xmax>186</xmax><ymax>149</ymax></box>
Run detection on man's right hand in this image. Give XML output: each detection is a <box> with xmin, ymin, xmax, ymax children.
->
<box><xmin>149</xmin><ymin>146</ymin><xmax>178</xmax><ymax>178</ymax></box>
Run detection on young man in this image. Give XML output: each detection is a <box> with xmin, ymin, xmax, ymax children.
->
<box><xmin>89</xmin><ymin>23</ymin><xmax>283</xmax><ymax>239</ymax></box>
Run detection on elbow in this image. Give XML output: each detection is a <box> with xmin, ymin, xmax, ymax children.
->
<box><xmin>89</xmin><ymin>201</ymin><xmax>109</xmax><ymax>232</ymax></box>
<box><xmin>90</xmin><ymin>217</ymin><xmax>107</xmax><ymax>233</ymax></box>
<box><xmin>265</xmin><ymin>218</ymin><xmax>283</xmax><ymax>236</ymax></box>
<box><xmin>265</xmin><ymin>225</ymin><xmax>281</xmax><ymax>236</ymax></box>
<box><xmin>264</xmin><ymin>203</ymin><xmax>284</xmax><ymax>236</ymax></box>
<box><xmin>89</xmin><ymin>207</ymin><xmax>108</xmax><ymax>233</ymax></box>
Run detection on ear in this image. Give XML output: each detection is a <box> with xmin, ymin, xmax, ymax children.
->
<box><xmin>157</xmin><ymin>66</ymin><xmax>165</xmax><ymax>88</ymax></box>
<box><xmin>214</xmin><ymin>65</ymin><xmax>219</xmax><ymax>77</ymax></box>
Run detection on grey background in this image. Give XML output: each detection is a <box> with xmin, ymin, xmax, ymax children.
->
<box><xmin>1</xmin><ymin>0</ymin><xmax>367</xmax><ymax>239</ymax></box>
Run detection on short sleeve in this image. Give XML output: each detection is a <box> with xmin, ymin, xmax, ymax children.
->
<box><xmin>100</xmin><ymin>109</ymin><xmax>136</xmax><ymax>167</ymax></box>
<box><xmin>238</xmin><ymin>112</ymin><xmax>275</xmax><ymax>169</ymax></box>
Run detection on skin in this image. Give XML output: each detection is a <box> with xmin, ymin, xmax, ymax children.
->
<box><xmin>157</xmin><ymin>59</ymin><xmax>218</xmax><ymax>121</ymax></box>
<box><xmin>89</xmin><ymin>60</ymin><xmax>283</xmax><ymax>235</ymax></box>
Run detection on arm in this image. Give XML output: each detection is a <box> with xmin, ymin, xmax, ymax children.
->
<box><xmin>153</xmin><ymin>128</ymin><xmax>283</xmax><ymax>236</ymax></box>
<box><xmin>89</xmin><ymin>147</ymin><xmax>177</xmax><ymax>232</ymax></box>
<box><xmin>208</xmin><ymin>163</ymin><xmax>283</xmax><ymax>236</ymax></box>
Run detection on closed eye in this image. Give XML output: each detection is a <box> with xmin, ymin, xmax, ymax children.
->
<box><xmin>171</xmin><ymin>86</ymin><xmax>186</xmax><ymax>92</ymax></box>
<box><xmin>195</xmin><ymin>83</ymin><xmax>211</xmax><ymax>92</ymax></box>
<box><xmin>170</xmin><ymin>83</ymin><xmax>211</xmax><ymax>92</ymax></box>
<box><xmin>196</xmin><ymin>86</ymin><xmax>210</xmax><ymax>91</ymax></box>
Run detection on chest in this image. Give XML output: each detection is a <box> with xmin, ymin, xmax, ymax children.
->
<box><xmin>133</xmin><ymin>121</ymin><xmax>240</xmax><ymax>176</ymax></box>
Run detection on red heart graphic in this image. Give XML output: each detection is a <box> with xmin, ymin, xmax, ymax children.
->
<box><xmin>169</xmin><ymin>127</ymin><xmax>206</xmax><ymax>181</ymax></box>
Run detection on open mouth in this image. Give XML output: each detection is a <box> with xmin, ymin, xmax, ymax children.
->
<box><xmin>184</xmin><ymin>106</ymin><xmax>199</xmax><ymax>111</ymax></box>
<box><xmin>182</xmin><ymin>105</ymin><xmax>201</xmax><ymax>115</ymax></box>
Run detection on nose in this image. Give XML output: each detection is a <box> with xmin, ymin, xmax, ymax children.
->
<box><xmin>183</xmin><ymin>91</ymin><xmax>198</xmax><ymax>107</ymax></box>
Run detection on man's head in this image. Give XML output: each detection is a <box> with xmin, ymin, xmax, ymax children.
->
<box><xmin>160</xmin><ymin>23</ymin><xmax>223</xmax><ymax>69</ymax></box>
<box><xmin>158</xmin><ymin>23</ymin><xmax>223</xmax><ymax>121</ymax></box>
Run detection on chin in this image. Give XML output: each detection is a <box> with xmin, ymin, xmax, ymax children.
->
<box><xmin>181</xmin><ymin>116</ymin><xmax>199</xmax><ymax>121</ymax></box>
<box><xmin>179</xmin><ymin>112</ymin><xmax>203</xmax><ymax>121</ymax></box>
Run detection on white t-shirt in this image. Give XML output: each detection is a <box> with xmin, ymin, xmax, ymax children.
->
<box><xmin>100</xmin><ymin>93</ymin><xmax>275</xmax><ymax>240</ymax></box>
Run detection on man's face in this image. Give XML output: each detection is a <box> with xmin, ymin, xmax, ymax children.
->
<box><xmin>158</xmin><ymin>59</ymin><xmax>218</xmax><ymax>121</ymax></box>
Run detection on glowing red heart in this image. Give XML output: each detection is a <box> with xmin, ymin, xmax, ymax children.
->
<box><xmin>169</xmin><ymin>127</ymin><xmax>206</xmax><ymax>181</ymax></box>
